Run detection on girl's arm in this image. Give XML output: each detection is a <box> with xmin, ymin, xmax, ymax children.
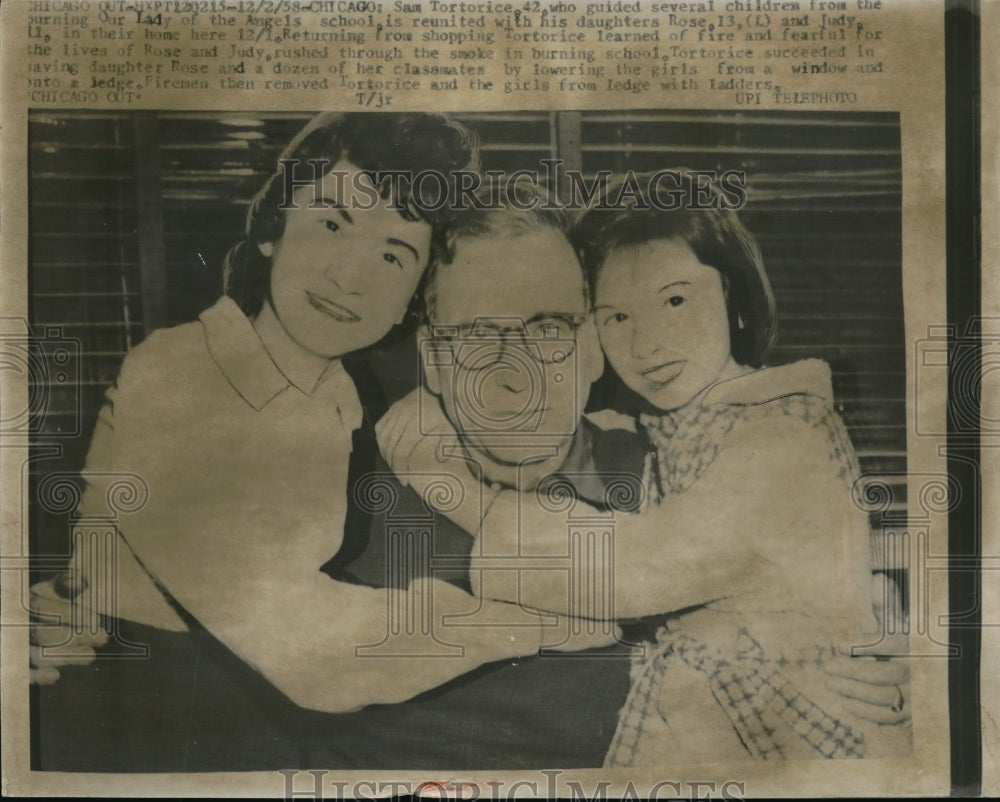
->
<box><xmin>379</xmin><ymin>389</ymin><xmax>908</xmax><ymax>717</ymax></box>
<box><xmin>67</xmin><ymin>346</ymin><xmax>599</xmax><ymax>714</ymax></box>
<box><xmin>381</xmin><ymin>392</ymin><xmax>872</xmax><ymax>627</ymax></box>
<box><xmin>476</xmin><ymin>411</ymin><xmax>869</xmax><ymax>621</ymax></box>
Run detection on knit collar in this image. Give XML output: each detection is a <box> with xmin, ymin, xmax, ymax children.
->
<box><xmin>199</xmin><ymin>296</ymin><xmax>351</xmax><ymax>412</ymax></box>
<box><xmin>698</xmin><ymin>359</ymin><xmax>834</xmax><ymax>408</ymax></box>
<box><xmin>639</xmin><ymin>360</ymin><xmax>834</xmax><ymax>433</ymax></box>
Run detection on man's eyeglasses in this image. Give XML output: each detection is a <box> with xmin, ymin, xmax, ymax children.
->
<box><xmin>430</xmin><ymin>315</ymin><xmax>585</xmax><ymax>369</ymax></box>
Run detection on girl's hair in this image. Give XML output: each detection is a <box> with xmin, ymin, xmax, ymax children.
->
<box><xmin>573</xmin><ymin>169</ymin><xmax>777</xmax><ymax>367</ymax></box>
<box><xmin>222</xmin><ymin>112</ymin><xmax>480</xmax><ymax>320</ymax></box>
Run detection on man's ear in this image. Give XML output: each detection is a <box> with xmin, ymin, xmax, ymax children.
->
<box><xmin>258</xmin><ymin>241</ymin><xmax>274</xmax><ymax>258</ymax></box>
<box><xmin>417</xmin><ymin>323</ymin><xmax>443</xmax><ymax>396</ymax></box>
<box><xmin>578</xmin><ymin>315</ymin><xmax>606</xmax><ymax>386</ymax></box>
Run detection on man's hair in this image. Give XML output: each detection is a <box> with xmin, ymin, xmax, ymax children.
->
<box><xmin>222</xmin><ymin>112</ymin><xmax>480</xmax><ymax>318</ymax></box>
<box><xmin>423</xmin><ymin>182</ymin><xmax>581</xmax><ymax>323</ymax></box>
<box><xmin>573</xmin><ymin>170</ymin><xmax>777</xmax><ymax>367</ymax></box>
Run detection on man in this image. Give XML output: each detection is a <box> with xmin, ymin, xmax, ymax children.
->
<box><xmin>286</xmin><ymin>184</ymin><xmax>647</xmax><ymax>768</ymax></box>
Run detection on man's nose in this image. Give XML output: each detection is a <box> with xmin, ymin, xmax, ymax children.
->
<box><xmin>490</xmin><ymin>358</ymin><xmax>532</xmax><ymax>394</ymax></box>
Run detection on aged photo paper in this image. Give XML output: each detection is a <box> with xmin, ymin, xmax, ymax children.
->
<box><xmin>0</xmin><ymin>0</ymin><xmax>993</xmax><ymax>796</ymax></box>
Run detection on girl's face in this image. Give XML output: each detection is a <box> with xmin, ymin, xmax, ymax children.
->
<box><xmin>594</xmin><ymin>238</ymin><xmax>737</xmax><ymax>411</ymax></box>
<box><xmin>261</xmin><ymin>159</ymin><xmax>431</xmax><ymax>359</ymax></box>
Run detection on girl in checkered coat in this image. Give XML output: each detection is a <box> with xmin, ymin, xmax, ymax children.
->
<box><xmin>570</xmin><ymin>171</ymin><xmax>912</xmax><ymax>764</ymax></box>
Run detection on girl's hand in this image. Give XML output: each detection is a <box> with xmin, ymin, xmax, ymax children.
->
<box><xmin>376</xmin><ymin>389</ymin><xmax>494</xmax><ymax>534</ymax></box>
<box><xmin>376</xmin><ymin>388</ymin><xmax>459</xmax><ymax>480</ymax></box>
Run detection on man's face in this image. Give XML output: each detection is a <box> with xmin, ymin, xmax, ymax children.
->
<box><xmin>424</xmin><ymin>228</ymin><xmax>600</xmax><ymax>480</ymax></box>
<box><xmin>261</xmin><ymin>159</ymin><xmax>432</xmax><ymax>359</ymax></box>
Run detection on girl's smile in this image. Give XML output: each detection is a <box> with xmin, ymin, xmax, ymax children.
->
<box><xmin>639</xmin><ymin>359</ymin><xmax>686</xmax><ymax>387</ymax></box>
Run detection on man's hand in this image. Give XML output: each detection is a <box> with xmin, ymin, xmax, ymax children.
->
<box><xmin>823</xmin><ymin>573</ymin><xmax>910</xmax><ymax>724</ymax></box>
<box><xmin>822</xmin><ymin>650</ymin><xmax>909</xmax><ymax>725</ymax></box>
<box><xmin>30</xmin><ymin>574</ymin><xmax>108</xmax><ymax>685</ymax></box>
<box><xmin>376</xmin><ymin>388</ymin><xmax>459</xmax><ymax>482</ymax></box>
